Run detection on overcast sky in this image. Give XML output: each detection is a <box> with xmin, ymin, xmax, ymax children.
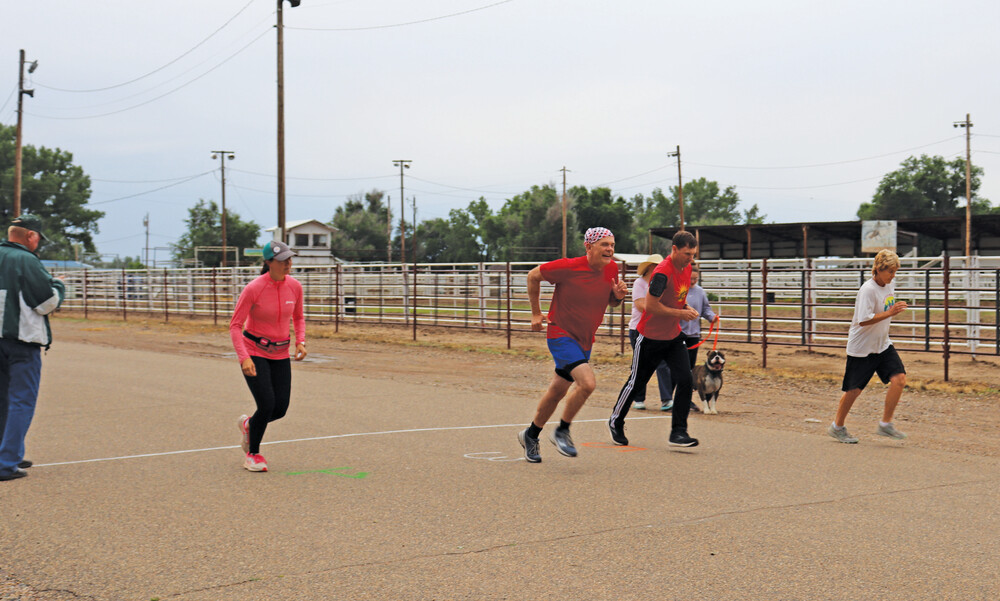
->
<box><xmin>3</xmin><ymin>0</ymin><xmax>999</xmax><ymax>262</ymax></box>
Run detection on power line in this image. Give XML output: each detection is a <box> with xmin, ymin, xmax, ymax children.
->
<box><xmin>407</xmin><ymin>175</ymin><xmax>518</xmax><ymax>195</ymax></box>
<box><xmin>734</xmin><ymin>176</ymin><xmax>883</xmax><ymax>191</ymax></box>
<box><xmin>87</xmin><ymin>171</ymin><xmax>213</xmax><ymax>205</ymax></box>
<box><xmin>27</xmin><ymin>28</ymin><xmax>270</xmax><ymax>120</ymax></box>
<box><xmin>595</xmin><ymin>163</ymin><xmax>671</xmax><ymax>187</ymax></box>
<box><xmin>92</xmin><ymin>173</ymin><xmax>213</xmax><ymax>184</ymax></box>
<box><xmin>686</xmin><ymin>136</ymin><xmax>963</xmax><ymax>170</ymax></box>
<box><xmin>0</xmin><ymin>87</ymin><xmax>16</xmax><ymax>117</ymax></box>
<box><xmin>227</xmin><ymin>167</ymin><xmax>394</xmax><ymax>181</ymax></box>
<box><xmin>34</xmin><ymin>0</ymin><xmax>257</xmax><ymax>93</ymax></box>
<box><xmin>287</xmin><ymin>0</ymin><xmax>515</xmax><ymax>31</ymax></box>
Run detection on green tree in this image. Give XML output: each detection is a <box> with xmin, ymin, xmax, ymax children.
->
<box><xmin>489</xmin><ymin>184</ymin><xmax>576</xmax><ymax>261</ymax></box>
<box><xmin>858</xmin><ymin>155</ymin><xmax>990</xmax><ymax>220</ymax></box>
<box><xmin>0</xmin><ymin>124</ymin><xmax>104</xmax><ymax>259</ymax></box>
<box><xmin>679</xmin><ymin>178</ymin><xmax>745</xmax><ymax>226</ymax></box>
<box><xmin>172</xmin><ymin>199</ymin><xmax>260</xmax><ymax>267</ymax></box>
<box><xmin>858</xmin><ymin>155</ymin><xmax>992</xmax><ymax>254</ymax></box>
<box><xmin>330</xmin><ymin>189</ymin><xmax>391</xmax><ymax>262</ymax></box>
<box><xmin>415</xmin><ymin>205</ymin><xmax>486</xmax><ymax>263</ymax></box>
<box><xmin>570</xmin><ymin>186</ymin><xmax>637</xmax><ymax>253</ymax></box>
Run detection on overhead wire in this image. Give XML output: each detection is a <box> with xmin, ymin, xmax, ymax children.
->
<box><xmin>88</xmin><ymin>170</ymin><xmax>213</xmax><ymax>205</ymax></box>
<box><xmin>29</xmin><ymin>28</ymin><xmax>271</xmax><ymax>120</ymax></box>
<box><xmin>228</xmin><ymin>167</ymin><xmax>394</xmax><ymax>182</ymax></box>
<box><xmin>92</xmin><ymin>172</ymin><xmax>215</xmax><ymax>184</ymax></box>
<box><xmin>0</xmin><ymin>87</ymin><xmax>16</xmax><ymax>118</ymax></box>
<box><xmin>287</xmin><ymin>0</ymin><xmax>515</xmax><ymax>31</ymax></box>
<box><xmin>34</xmin><ymin>0</ymin><xmax>257</xmax><ymax>93</ymax></box>
<box><xmin>685</xmin><ymin>136</ymin><xmax>963</xmax><ymax>170</ymax></box>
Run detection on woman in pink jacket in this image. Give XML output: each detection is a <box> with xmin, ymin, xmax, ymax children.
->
<box><xmin>230</xmin><ymin>240</ymin><xmax>307</xmax><ymax>472</ymax></box>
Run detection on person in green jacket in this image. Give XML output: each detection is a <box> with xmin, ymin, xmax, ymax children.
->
<box><xmin>0</xmin><ymin>215</ymin><xmax>65</xmax><ymax>481</ymax></box>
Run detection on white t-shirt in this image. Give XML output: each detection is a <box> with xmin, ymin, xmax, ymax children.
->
<box><xmin>629</xmin><ymin>276</ymin><xmax>648</xmax><ymax>330</ymax></box>
<box><xmin>846</xmin><ymin>277</ymin><xmax>897</xmax><ymax>357</ymax></box>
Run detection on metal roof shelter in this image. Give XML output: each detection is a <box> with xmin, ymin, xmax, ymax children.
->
<box><xmin>650</xmin><ymin>215</ymin><xmax>1000</xmax><ymax>259</ymax></box>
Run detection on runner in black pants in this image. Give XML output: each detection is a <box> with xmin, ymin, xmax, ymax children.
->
<box><xmin>609</xmin><ymin>230</ymin><xmax>700</xmax><ymax>448</ymax></box>
<box><xmin>230</xmin><ymin>240</ymin><xmax>307</xmax><ymax>472</ymax></box>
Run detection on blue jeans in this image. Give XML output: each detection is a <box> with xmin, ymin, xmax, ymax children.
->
<box><xmin>0</xmin><ymin>339</ymin><xmax>42</xmax><ymax>476</ymax></box>
<box><xmin>628</xmin><ymin>329</ymin><xmax>672</xmax><ymax>403</ymax></box>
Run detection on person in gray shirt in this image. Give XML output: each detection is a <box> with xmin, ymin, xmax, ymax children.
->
<box><xmin>680</xmin><ymin>264</ymin><xmax>718</xmax><ymax>370</ymax></box>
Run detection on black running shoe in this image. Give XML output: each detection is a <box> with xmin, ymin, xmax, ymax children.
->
<box><xmin>608</xmin><ymin>420</ymin><xmax>628</xmax><ymax>446</ymax></box>
<box><xmin>518</xmin><ymin>428</ymin><xmax>541</xmax><ymax>463</ymax></box>
<box><xmin>668</xmin><ymin>431</ymin><xmax>699</xmax><ymax>447</ymax></box>
<box><xmin>549</xmin><ymin>427</ymin><xmax>578</xmax><ymax>457</ymax></box>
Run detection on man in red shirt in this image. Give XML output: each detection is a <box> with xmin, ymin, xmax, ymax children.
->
<box><xmin>518</xmin><ymin>227</ymin><xmax>628</xmax><ymax>463</ymax></box>
<box><xmin>609</xmin><ymin>230</ymin><xmax>700</xmax><ymax>448</ymax></box>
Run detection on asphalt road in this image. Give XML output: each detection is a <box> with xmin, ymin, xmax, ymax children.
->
<box><xmin>1</xmin><ymin>340</ymin><xmax>998</xmax><ymax>600</ymax></box>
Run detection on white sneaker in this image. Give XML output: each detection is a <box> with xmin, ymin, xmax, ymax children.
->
<box><xmin>828</xmin><ymin>424</ymin><xmax>859</xmax><ymax>444</ymax></box>
<box><xmin>238</xmin><ymin>414</ymin><xmax>250</xmax><ymax>454</ymax></box>
<box><xmin>633</xmin><ymin>401</ymin><xmax>646</xmax><ymax>410</ymax></box>
<box><xmin>244</xmin><ymin>453</ymin><xmax>268</xmax><ymax>472</ymax></box>
<box><xmin>876</xmin><ymin>423</ymin><xmax>907</xmax><ymax>440</ymax></box>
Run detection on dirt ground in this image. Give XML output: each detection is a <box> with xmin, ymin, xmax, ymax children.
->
<box><xmin>51</xmin><ymin>311</ymin><xmax>1000</xmax><ymax>459</ymax></box>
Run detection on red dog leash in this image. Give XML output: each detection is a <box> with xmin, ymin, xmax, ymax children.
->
<box><xmin>687</xmin><ymin>316</ymin><xmax>720</xmax><ymax>350</ymax></box>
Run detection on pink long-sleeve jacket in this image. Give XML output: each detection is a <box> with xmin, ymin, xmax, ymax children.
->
<box><xmin>229</xmin><ymin>272</ymin><xmax>305</xmax><ymax>363</ymax></box>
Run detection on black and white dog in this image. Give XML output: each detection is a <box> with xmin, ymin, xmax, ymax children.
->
<box><xmin>691</xmin><ymin>350</ymin><xmax>726</xmax><ymax>415</ymax></box>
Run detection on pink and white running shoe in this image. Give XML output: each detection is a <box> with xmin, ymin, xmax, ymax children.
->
<box><xmin>243</xmin><ymin>453</ymin><xmax>268</xmax><ymax>472</ymax></box>
<box><xmin>238</xmin><ymin>414</ymin><xmax>250</xmax><ymax>453</ymax></box>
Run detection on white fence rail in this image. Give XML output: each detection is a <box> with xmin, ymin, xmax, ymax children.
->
<box><xmin>53</xmin><ymin>256</ymin><xmax>1000</xmax><ymax>380</ymax></box>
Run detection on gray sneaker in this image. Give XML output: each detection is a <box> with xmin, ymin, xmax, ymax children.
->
<box><xmin>828</xmin><ymin>424</ymin><xmax>859</xmax><ymax>444</ymax></box>
<box><xmin>876</xmin><ymin>423</ymin><xmax>908</xmax><ymax>440</ymax></box>
<box><xmin>549</xmin><ymin>427</ymin><xmax>578</xmax><ymax>457</ymax></box>
<box><xmin>518</xmin><ymin>429</ymin><xmax>541</xmax><ymax>463</ymax></box>
<box><xmin>633</xmin><ymin>401</ymin><xmax>646</xmax><ymax>410</ymax></box>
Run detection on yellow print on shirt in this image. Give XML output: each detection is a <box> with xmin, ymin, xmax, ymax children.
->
<box><xmin>883</xmin><ymin>295</ymin><xmax>895</xmax><ymax>312</ymax></box>
<box><xmin>677</xmin><ymin>284</ymin><xmax>689</xmax><ymax>305</ymax></box>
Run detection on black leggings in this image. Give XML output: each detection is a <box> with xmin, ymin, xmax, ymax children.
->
<box><xmin>243</xmin><ymin>356</ymin><xmax>291</xmax><ymax>454</ymax></box>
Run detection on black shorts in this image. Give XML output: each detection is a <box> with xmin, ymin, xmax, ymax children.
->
<box><xmin>842</xmin><ymin>345</ymin><xmax>905</xmax><ymax>392</ymax></box>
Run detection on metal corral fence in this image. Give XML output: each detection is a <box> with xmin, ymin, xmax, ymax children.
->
<box><xmin>52</xmin><ymin>255</ymin><xmax>1000</xmax><ymax>381</ymax></box>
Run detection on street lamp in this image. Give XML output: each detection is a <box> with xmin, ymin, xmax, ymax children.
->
<box><xmin>276</xmin><ymin>0</ymin><xmax>301</xmax><ymax>244</ymax></box>
<box><xmin>667</xmin><ymin>145</ymin><xmax>684</xmax><ymax>230</ymax></box>
<box><xmin>14</xmin><ymin>49</ymin><xmax>38</xmax><ymax>218</ymax></box>
<box><xmin>393</xmin><ymin>160</ymin><xmax>412</xmax><ymax>264</ymax></box>
<box><xmin>211</xmin><ymin>151</ymin><xmax>236</xmax><ymax>267</ymax></box>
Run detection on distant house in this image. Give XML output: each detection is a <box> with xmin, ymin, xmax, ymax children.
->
<box><xmin>265</xmin><ymin>220</ymin><xmax>338</xmax><ymax>265</ymax></box>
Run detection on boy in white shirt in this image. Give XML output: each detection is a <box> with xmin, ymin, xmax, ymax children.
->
<box><xmin>829</xmin><ymin>249</ymin><xmax>909</xmax><ymax>444</ymax></box>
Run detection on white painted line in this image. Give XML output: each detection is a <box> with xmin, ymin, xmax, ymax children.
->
<box><xmin>34</xmin><ymin>416</ymin><xmax>671</xmax><ymax>468</ymax></box>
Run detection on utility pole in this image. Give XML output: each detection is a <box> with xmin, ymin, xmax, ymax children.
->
<box><xmin>276</xmin><ymin>0</ymin><xmax>300</xmax><ymax>244</ymax></box>
<box><xmin>411</xmin><ymin>196</ymin><xmax>417</xmax><ymax>261</ymax></box>
<box><xmin>667</xmin><ymin>145</ymin><xmax>684</xmax><ymax>230</ymax></box>
<box><xmin>386</xmin><ymin>195</ymin><xmax>392</xmax><ymax>263</ymax></box>
<box><xmin>560</xmin><ymin>166</ymin><xmax>570</xmax><ymax>258</ymax></box>
<box><xmin>211</xmin><ymin>151</ymin><xmax>235</xmax><ymax>266</ymax></box>
<box><xmin>14</xmin><ymin>50</ymin><xmax>37</xmax><ymax>218</ymax></box>
<box><xmin>393</xmin><ymin>160</ymin><xmax>412</xmax><ymax>264</ymax></box>
<box><xmin>143</xmin><ymin>213</ymin><xmax>150</xmax><ymax>267</ymax></box>
<box><xmin>953</xmin><ymin>114</ymin><xmax>974</xmax><ymax>257</ymax></box>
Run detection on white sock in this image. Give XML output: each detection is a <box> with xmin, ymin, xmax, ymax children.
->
<box><xmin>879</xmin><ymin>421</ymin><xmax>892</xmax><ymax>428</ymax></box>
<box><xmin>831</xmin><ymin>423</ymin><xmax>844</xmax><ymax>430</ymax></box>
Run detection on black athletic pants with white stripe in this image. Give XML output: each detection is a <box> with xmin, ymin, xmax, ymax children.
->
<box><xmin>610</xmin><ymin>334</ymin><xmax>693</xmax><ymax>434</ymax></box>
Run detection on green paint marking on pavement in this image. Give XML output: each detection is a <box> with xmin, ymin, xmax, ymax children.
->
<box><xmin>284</xmin><ymin>467</ymin><xmax>369</xmax><ymax>479</ymax></box>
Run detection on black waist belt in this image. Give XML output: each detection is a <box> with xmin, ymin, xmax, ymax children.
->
<box><xmin>243</xmin><ymin>330</ymin><xmax>290</xmax><ymax>350</ymax></box>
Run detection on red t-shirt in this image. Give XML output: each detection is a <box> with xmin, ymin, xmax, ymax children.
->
<box><xmin>637</xmin><ymin>257</ymin><xmax>691</xmax><ymax>340</ymax></box>
<box><xmin>540</xmin><ymin>256</ymin><xmax>619</xmax><ymax>351</ymax></box>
